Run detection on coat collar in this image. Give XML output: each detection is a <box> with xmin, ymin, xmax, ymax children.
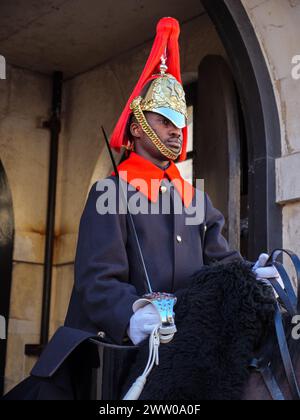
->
<box><xmin>112</xmin><ymin>152</ymin><xmax>195</xmax><ymax>208</ymax></box>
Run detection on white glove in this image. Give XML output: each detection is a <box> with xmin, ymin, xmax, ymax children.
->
<box><xmin>253</xmin><ymin>253</ymin><xmax>284</xmax><ymax>288</ymax></box>
<box><xmin>127</xmin><ymin>303</ymin><xmax>161</xmax><ymax>345</ymax></box>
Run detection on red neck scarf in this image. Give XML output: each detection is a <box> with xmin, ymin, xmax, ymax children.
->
<box><xmin>112</xmin><ymin>152</ymin><xmax>195</xmax><ymax>208</ymax></box>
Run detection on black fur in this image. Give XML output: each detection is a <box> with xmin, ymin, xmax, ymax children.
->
<box><xmin>122</xmin><ymin>261</ymin><xmax>276</xmax><ymax>400</ymax></box>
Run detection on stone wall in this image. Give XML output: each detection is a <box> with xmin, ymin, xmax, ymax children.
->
<box><xmin>0</xmin><ymin>65</ymin><xmax>51</xmax><ymax>390</ymax></box>
<box><xmin>241</xmin><ymin>0</ymin><xmax>300</xmax><ymax>270</ymax></box>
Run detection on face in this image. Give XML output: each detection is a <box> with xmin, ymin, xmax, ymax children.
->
<box><xmin>130</xmin><ymin>111</ymin><xmax>183</xmax><ymax>164</ymax></box>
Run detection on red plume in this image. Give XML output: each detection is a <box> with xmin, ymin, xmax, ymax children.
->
<box><xmin>109</xmin><ymin>17</ymin><xmax>187</xmax><ymax>162</ymax></box>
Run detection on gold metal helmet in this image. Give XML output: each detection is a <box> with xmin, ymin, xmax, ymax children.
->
<box><xmin>130</xmin><ymin>56</ymin><xmax>187</xmax><ymax>160</ymax></box>
<box><xmin>140</xmin><ymin>74</ymin><xmax>187</xmax><ymax>129</ymax></box>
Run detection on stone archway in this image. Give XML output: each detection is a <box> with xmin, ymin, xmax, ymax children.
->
<box><xmin>201</xmin><ymin>0</ymin><xmax>282</xmax><ymax>260</ymax></box>
<box><xmin>0</xmin><ymin>160</ymin><xmax>14</xmax><ymax>396</ymax></box>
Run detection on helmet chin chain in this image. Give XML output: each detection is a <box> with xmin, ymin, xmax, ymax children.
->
<box><xmin>123</xmin><ymin>293</ymin><xmax>177</xmax><ymax>400</ymax></box>
<box><xmin>130</xmin><ymin>97</ymin><xmax>181</xmax><ymax>161</ymax></box>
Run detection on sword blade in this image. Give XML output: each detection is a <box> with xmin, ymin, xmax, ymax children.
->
<box><xmin>101</xmin><ymin>126</ymin><xmax>153</xmax><ymax>294</ymax></box>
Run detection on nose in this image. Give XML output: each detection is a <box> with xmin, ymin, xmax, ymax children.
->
<box><xmin>169</xmin><ymin>123</ymin><xmax>182</xmax><ymax>138</ymax></box>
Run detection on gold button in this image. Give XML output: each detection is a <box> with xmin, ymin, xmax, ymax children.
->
<box><xmin>160</xmin><ymin>185</ymin><xmax>167</xmax><ymax>194</ymax></box>
<box><xmin>176</xmin><ymin>235</ymin><xmax>182</xmax><ymax>243</ymax></box>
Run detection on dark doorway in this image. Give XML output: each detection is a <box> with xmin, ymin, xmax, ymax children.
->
<box><xmin>201</xmin><ymin>0</ymin><xmax>282</xmax><ymax>260</ymax></box>
<box><xmin>0</xmin><ymin>160</ymin><xmax>14</xmax><ymax>396</ymax></box>
<box><xmin>194</xmin><ymin>55</ymin><xmax>242</xmax><ymax>254</ymax></box>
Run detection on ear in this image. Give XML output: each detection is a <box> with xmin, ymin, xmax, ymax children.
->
<box><xmin>130</xmin><ymin>121</ymin><xmax>142</xmax><ymax>139</ymax></box>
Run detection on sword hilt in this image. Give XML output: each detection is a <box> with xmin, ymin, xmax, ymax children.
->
<box><xmin>133</xmin><ymin>292</ymin><xmax>177</xmax><ymax>343</ymax></box>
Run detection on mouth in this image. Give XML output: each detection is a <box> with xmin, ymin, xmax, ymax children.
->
<box><xmin>165</xmin><ymin>138</ymin><xmax>182</xmax><ymax>152</ymax></box>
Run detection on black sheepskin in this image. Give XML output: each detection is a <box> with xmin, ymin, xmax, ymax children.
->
<box><xmin>122</xmin><ymin>261</ymin><xmax>276</xmax><ymax>400</ymax></box>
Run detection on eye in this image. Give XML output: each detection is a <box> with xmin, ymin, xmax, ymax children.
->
<box><xmin>160</xmin><ymin>117</ymin><xmax>170</xmax><ymax>126</ymax></box>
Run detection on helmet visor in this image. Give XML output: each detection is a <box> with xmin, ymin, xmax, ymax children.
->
<box><xmin>153</xmin><ymin>107</ymin><xmax>187</xmax><ymax>129</ymax></box>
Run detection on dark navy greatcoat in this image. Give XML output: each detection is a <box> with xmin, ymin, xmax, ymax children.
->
<box><xmin>65</xmin><ymin>155</ymin><xmax>242</xmax><ymax>345</ymax></box>
<box><xmin>3</xmin><ymin>155</ymin><xmax>244</xmax><ymax>400</ymax></box>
